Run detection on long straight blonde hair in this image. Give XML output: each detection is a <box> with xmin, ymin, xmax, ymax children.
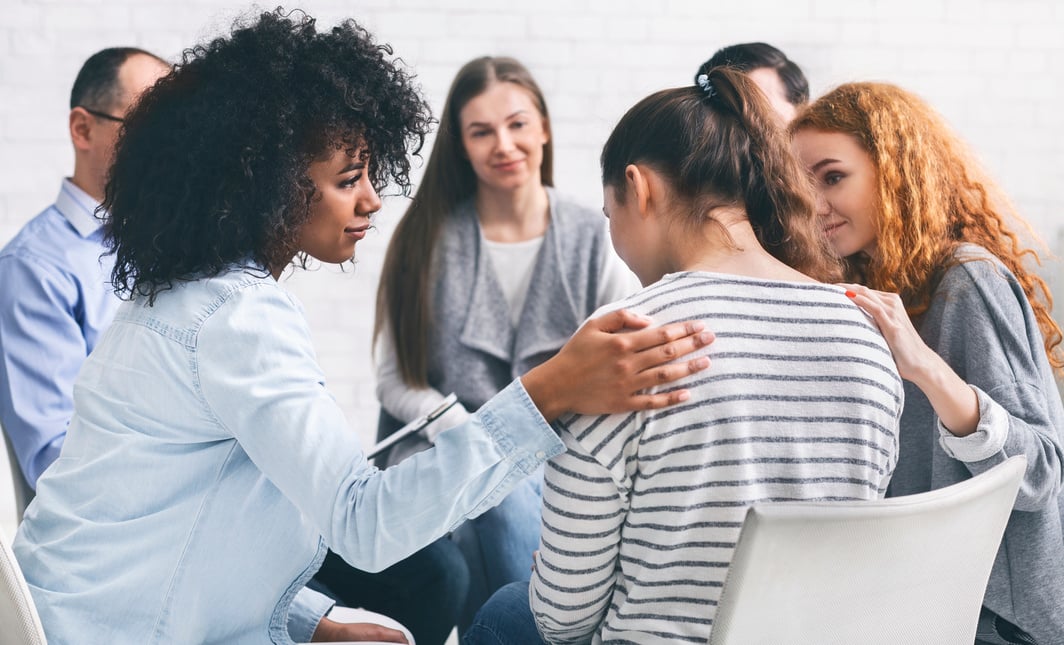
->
<box><xmin>374</xmin><ymin>56</ymin><xmax>553</xmax><ymax>386</ymax></box>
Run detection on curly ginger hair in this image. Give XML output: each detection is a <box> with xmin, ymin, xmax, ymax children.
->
<box><xmin>791</xmin><ymin>82</ymin><xmax>1063</xmax><ymax>371</ymax></box>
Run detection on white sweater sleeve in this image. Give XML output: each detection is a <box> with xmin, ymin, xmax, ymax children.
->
<box><xmin>374</xmin><ymin>324</ymin><xmax>471</xmax><ymax>442</ymax></box>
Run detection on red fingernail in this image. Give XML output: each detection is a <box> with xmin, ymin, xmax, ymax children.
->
<box><xmin>845</xmin><ymin>290</ymin><xmax>856</xmax><ymax>298</ymax></box>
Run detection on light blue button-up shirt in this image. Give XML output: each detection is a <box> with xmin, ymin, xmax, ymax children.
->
<box><xmin>13</xmin><ymin>265</ymin><xmax>563</xmax><ymax>644</ymax></box>
<box><xmin>0</xmin><ymin>179</ymin><xmax>119</xmax><ymax>486</ymax></box>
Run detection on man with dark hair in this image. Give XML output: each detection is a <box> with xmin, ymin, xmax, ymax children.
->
<box><xmin>0</xmin><ymin>47</ymin><xmax>169</xmax><ymax>489</ymax></box>
<box><xmin>700</xmin><ymin>42</ymin><xmax>809</xmax><ymax>123</ymax></box>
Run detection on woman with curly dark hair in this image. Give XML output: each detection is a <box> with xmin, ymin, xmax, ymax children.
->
<box><xmin>10</xmin><ymin>10</ymin><xmax>712</xmax><ymax>644</ymax></box>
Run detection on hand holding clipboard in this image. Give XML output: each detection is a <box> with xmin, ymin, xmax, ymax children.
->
<box><xmin>366</xmin><ymin>393</ymin><xmax>459</xmax><ymax>460</ymax></box>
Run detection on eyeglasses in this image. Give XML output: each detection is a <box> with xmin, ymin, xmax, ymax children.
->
<box><xmin>78</xmin><ymin>106</ymin><xmax>125</xmax><ymax>124</ymax></box>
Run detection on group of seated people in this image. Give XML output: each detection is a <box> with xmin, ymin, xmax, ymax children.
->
<box><xmin>0</xmin><ymin>8</ymin><xmax>1061</xmax><ymax>645</ymax></box>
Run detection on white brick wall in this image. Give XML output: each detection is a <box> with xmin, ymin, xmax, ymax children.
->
<box><xmin>2</xmin><ymin>0</ymin><xmax>1063</xmax><ymax>528</ymax></box>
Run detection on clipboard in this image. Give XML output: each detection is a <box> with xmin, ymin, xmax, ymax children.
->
<box><xmin>366</xmin><ymin>393</ymin><xmax>459</xmax><ymax>460</ymax></box>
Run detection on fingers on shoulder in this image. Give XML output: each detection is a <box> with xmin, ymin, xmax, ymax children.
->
<box><xmin>633</xmin><ymin>388</ymin><xmax>692</xmax><ymax>410</ymax></box>
<box><xmin>593</xmin><ymin>308</ymin><xmax>651</xmax><ymax>333</ymax></box>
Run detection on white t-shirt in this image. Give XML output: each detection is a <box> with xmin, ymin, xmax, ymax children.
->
<box><xmin>374</xmin><ymin>237</ymin><xmax>638</xmax><ymax>442</ymax></box>
<box><xmin>484</xmin><ymin>235</ymin><xmax>545</xmax><ymax>326</ymax></box>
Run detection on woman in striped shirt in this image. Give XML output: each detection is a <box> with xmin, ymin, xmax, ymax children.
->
<box><xmin>464</xmin><ymin>66</ymin><xmax>904</xmax><ymax>644</ymax></box>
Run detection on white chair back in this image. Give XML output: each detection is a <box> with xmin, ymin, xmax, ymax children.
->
<box><xmin>0</xmin><ymin>525</ymin><xmax>46</xmax><ymax>645</ymax></box>
<box><xmin>708</xmin><ymin>455</ymin><xmax>1026</xmax><ymax>645</ymax></box>
<box><xmin>1</xmin><ymin>427</ymin><xmax>35</xmax><ymax>523</ymax></box>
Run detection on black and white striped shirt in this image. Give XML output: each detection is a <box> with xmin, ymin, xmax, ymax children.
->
<box><xmin>529</xmin><ymin>272</ymin><xmax>904</xmax><ymax>644</ymax></box>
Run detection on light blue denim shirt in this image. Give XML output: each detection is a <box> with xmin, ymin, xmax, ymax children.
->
<box><xmin>0</xmin><ymin>179</ymin><xmax>119</xmax><ymax>486</ymax></box>
<box><xmin>13</xmin><ymin>265</ymin><xmax>563</xmax><ymax>644</ymax></box>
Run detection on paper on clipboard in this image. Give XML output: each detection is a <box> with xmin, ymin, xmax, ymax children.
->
<box><xmin>366</xmin><ymin>393</ymin><xmax>459</xmax><ymax>460</ymax></box>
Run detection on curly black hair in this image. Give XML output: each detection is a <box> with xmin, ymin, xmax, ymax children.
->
<box><xmin>104</xmin><ymin>8</ymin><xmax>431</xmax><ymax>301</ymax></box>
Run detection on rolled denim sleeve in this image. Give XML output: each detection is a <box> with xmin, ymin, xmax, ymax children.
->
<box><xmin>286</xmin><ymin>586</ymin><xmax>334</xmax><ymax>644</ymax></box>
<box><xmin>195</xmin><ymin>284</ymin><xmax>564</xmax><ymax>573</ymax></box>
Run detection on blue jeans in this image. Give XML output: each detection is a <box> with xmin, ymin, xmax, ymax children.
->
<box><xmin>311</xmin><ymin>536</ymin><xmax>470</xmax><ymax>645</ymax></box>
<box><xmin>462</xmin><ymin>581</ymin><xmax>543</xmax><ymax>645</ymax></box>
<box><xmin>452</xmin><ymin>467</ymin><xmax>544</xmax><ymax>632</ymax></box>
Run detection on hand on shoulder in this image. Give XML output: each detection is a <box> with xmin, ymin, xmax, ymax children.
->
<box><xmin>521</xmin><ymin>308</ymin><xmax>713</xmax><ymax>421</ymax></box>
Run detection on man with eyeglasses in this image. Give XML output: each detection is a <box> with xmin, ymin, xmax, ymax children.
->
<box><xmin>0</xmin><ymin>47</ymin><xmax>170</xmax><ymax>492</ymax></box>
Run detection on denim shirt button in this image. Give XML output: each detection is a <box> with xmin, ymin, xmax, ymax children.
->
<box><xmin>535</xmin><ymin>451</ymin><xmax>546</xmax><ymax>459</ymax></box>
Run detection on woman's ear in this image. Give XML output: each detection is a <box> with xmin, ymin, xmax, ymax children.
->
<box><xmin>625</xmin><ymin>164</ymin><xmax>652</xmax><ymax>219</ymax></box>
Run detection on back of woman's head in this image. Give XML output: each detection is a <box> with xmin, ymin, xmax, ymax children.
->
<box><xmin>105</xmin><ymin>9</ymin><xmax>430</xmax><ymax>301</ymax></box>
<box><xmin>702</xmin><ymin>42</ymin><xmax>809</xmax><ymax>106</ymax></box>
<box><xmin>375</xmin><ymin>56</ymin><xmax>551</xmax><ymax>385</ymax></box>
<box><xmin>601</xmin><ymin>65</ymin><xmax>837</xmax><ymax>282</ymax></box>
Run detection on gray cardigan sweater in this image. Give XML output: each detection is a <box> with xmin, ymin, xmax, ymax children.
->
<box><xmin>887</xmin><ymin>244</ymin><xmax>1064</xmax><ymax>643</ymax></box>
<box><xmin>426</xmin><ymin>188</ymin><xmax>615</xmax><ymax>412</ymax></box>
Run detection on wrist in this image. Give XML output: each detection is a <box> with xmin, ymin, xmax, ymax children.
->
<box><xmin>913</xmin><ymin>355</ymin><xmax>980</xmax><ymax>437</ymax></box>
<box><xmin>905</xmin><ymin>345</ymin><xmax>949</xmax><ymax>391</ymax></box>
<box><xmin>940</xmin><ymin>382</ymin><xmax>980</xmax><ymax>437</ymax></box>
<box><xmin>311</xmin><ymin>616</ymin><xmax>340</xmax><ymax>642</ymax></box>
<box><xmin>521</xmin><ymin>364</ymin><xmax>567</xmax><ymax>423</ymax></box>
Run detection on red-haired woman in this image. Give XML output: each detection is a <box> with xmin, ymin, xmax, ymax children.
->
<box><xmin>793</xmin><ymin>82</ymin><xmax>1064</xmax><ymax>645</ymax></box>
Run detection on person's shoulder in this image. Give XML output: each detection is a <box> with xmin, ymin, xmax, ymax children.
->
<box><xmin>198</xmin><ymin>266</ymin><xmax>289</xmax><ymax>311</ymax></box>
<box><xmin>0</xmin><ymin>206</ymin><xmax>91</xmax><ymax>286</ymax></box>
<box><xmin>586</xmin><ymin>274</ymin><xmax>681</xmax><ymax>320</ymax></box>
<box><xmin>0</xmin><ymin>205</ymin><xmax>70</xmax><ymax>260</ymax></box>
<box><xmin>195</xmin><ymin>269</ymin><xmax>313</xmax><ymax>354</ymax></box>
<box><xmin>928</xmin><ymin>244</ymin><xmax>1030</xmax><ymax>325</ymax></box>
<box><xmin>548</xmin><ymin>190</ymin><xmax>613</xmax><ymax>270</ymax></box>
<box><xmin>937</xmin><ymin>244</ymin><xmax>1017</xmax><ymax>294</ymax></box>
<box><xmin>127</xmin><ymin>266</ymin><xmax>290</xmax><ymax>331</ymax></box>
<box><xmin>436</xmin><ymin>198</ymin><xmax>478</xmax><ymax>245</ymax></box>
<box><xmin>548</xmin><ymin>189</ymin><xmax>604</xmax><ymax>227</ymax></box>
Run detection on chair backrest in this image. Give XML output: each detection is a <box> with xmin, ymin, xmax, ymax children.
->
<box><xmin>1</xmin><ymin>426</ymin><xmax>35</xmax><ymax>523</ymax></box>
<box><xmin>0</xmin><ymin>525</ymin><xmax>47</xmax><ymax>645</ymax></box>
<box><xmin>708</xmin><ymin>455</ymin><xmax>1026</xmax><ymax>645</ymax></box>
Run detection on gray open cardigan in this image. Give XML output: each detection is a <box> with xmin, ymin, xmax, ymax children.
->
<box><xmin>887</xmin><ymin>244</ymin><xmax>1064</xmax><ymax>643</ymax></box>
<box><xmin>426</xmin><ymin>187</ymin><xmax>615</xmax><ymax>413</ymax></box>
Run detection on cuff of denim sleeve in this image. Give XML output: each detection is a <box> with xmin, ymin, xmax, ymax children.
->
<box><xmin>937</xmin><ymin>385</ymin><xmax>1009</xmax><ymax>462</ymax></box>
<box><xmin>478</xmin><ymin>379</ymin><xmax>565</xmax><ymax>473</ymax></box>
<box><xmin>287</xmin><ymin>586</ymin><xmax>336</xmax><ymax>644</ymax></box>
<box><xmin>424</xmin><ymin>404</ymin><xmax>472</xmax><ymax>443</ymax></box>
